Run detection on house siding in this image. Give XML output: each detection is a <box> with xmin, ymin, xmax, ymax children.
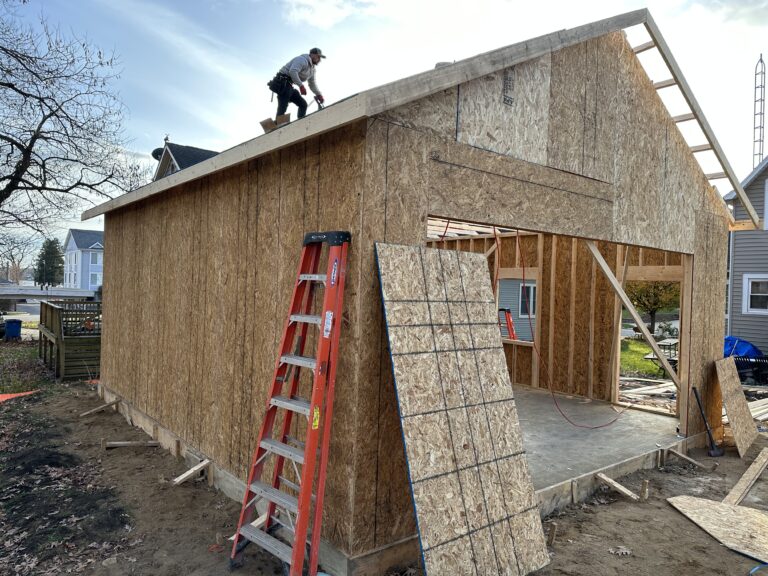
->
<box><xmin>730</xmin><ymin>228</ymin><xmax>768</xmax><ymax>352</ymax></box>
<box><xmin>729</xmin><ymin>175</ymin><xmax>768</xmax><ymax>352</ymax></box>
<box><xmin>498</xmin><ymin>279</ymin><xmax>536</xmax><ymax>341</ymax></box>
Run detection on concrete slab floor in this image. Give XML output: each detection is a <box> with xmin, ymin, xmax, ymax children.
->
<box><xmin>514</xmin><ymin>385</ymin><xmax>681</xmax><ymax>490</ymax></box>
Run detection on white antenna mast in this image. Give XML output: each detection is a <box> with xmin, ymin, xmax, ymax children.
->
<box><xmin>754</xmin><ymin>54</ymin><xmax>765</xmax><ymax>168</ymax></box>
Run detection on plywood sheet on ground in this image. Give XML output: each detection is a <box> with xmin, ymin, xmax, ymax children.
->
<box><xmin>716</xmin><ymin>357</ymin><xmax>758</xmax><ymax>458</ymax></box>
<box><xmin>668</xmin><ymin>495</ymin><xmax>768</xmax><ymax>563</ymax></box>
<box><xmin>375</xmin><ymin>243</ymin><xmax>548</xmax><ymax>576</ymax></box>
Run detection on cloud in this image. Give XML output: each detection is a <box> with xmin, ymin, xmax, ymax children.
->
<box><xmin>280</xmin><ymin>0</ymin><xmax>378</xmax><ymax>29</ymax></box>
<box><xmin>688</xmin><ymin>0</ymin><xmax>768</xmax><ymax>25</ymax></box>
<box><xmin>97</xmin><ymin>0</ymin><xmax>261</xmax><ymax>82</ymax></box>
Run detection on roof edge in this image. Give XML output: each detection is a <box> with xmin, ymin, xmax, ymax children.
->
<box><xmin>84</xmin><ymin>9</ymin><xmax>649</xmax><ymax>221</ymax></box>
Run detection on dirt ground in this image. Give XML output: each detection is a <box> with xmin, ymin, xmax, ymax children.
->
<box><xmin>2</xmin><ymin>340</ymin><xmax>768</xmax><ymax>575</ymax></box>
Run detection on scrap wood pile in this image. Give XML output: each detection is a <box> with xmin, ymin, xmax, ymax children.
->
<box><xmin>619</xmin><ymin>379</ymin><xmax>676</xmax><ymax>413</ymax></box>
<box><xmin>668</xmin><ymin>357</ymin><xmax>768</xmax><ymax>565</ymax></box>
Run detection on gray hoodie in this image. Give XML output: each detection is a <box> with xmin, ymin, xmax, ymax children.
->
<box><xmin>279</xmin><ymin>54</ymin><xmax>321</xmax><ymax>96</ymax></box>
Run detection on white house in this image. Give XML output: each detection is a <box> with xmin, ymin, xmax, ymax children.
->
<box><xmin>63</xmin><ymin>229</ymin><xmax>104</xmax><ymax>290</ymax></box>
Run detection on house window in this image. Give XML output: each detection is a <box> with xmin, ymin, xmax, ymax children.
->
<box><xmin>743</xmin><ymin>274</ymin><xmax>768</xmax><ymax>315</ymax></box>
<box><xmin>90</xmin><ymin>273</ymin><xmax>102</xmax><ymax>286</ymax></box>
<box><xmin>91</xmin><ymin>252</ymin><xmax>98</xmax><ymax>265</ymax></box>
<box><xmin>519</xmin><ymin>285</ymin><xmax>537</xmax><ymax>318</ymax></box>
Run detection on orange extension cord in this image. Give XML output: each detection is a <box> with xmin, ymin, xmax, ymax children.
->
<box><xmin>511</xmin><ymin>227</ymin><xmax>632</xmax><ymax>429</ymax></box>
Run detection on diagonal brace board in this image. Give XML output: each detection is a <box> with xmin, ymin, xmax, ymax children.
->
<box><xmin>585</xmin><ymin>240</ymin><xmax>681</xmax><ymax>390</ymax></box>
<box><xmin>723</xmin><ymin>448</ymin><xmax>768</xmax><ymax>505</ymax></box>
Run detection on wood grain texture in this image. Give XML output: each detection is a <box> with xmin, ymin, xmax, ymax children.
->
<box><xmin>723</xmin><ymin>448</ymin><xmax>768</xmax><ymax>505</ymax></box>
<box><xmin>376</xmin><ymin>243</ymin><xmax>547</xmax><ymax>576</ymax></box>
<box><xmin>668</xmin><ymin>495</ymin><xmax>768</xmax><ymax>563</ymax></box>
<box><xmin>458</xmin><ymin>55</ymin><xmax>551</xmax><ymax>165</ymax></box>
<box><xmin>716</xmin><ymin>357</ymin><xmax>758</xmax><ymax>458</ymax></box>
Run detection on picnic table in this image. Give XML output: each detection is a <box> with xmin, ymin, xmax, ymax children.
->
<box><xmin>644</xmin><ymin>338</ymin><xmax>679</xmax><ymax>372</ymax></box>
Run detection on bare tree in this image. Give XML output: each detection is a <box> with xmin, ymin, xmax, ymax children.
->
<box><xmin>0</xmin><ymin>231</ymin><xmax>38</xmax><ymax>283</ymax></box>
<box><xmin>0</xmin><ymin>1</ymin><xmax>147</xmax><ymax>231</ymax></box>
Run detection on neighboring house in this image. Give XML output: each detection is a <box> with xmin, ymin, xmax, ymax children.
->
<box><xmin>725</xmin><ymin>156</ymin><xmax>768</xmax><ymax>352</ymax></box>
<box><xmin>63</xmin><ymin>229</ymin><xmax>104</xmax><ymax>290</ymax></box>
<box><xmin>151</xmin><ymin>141</ymin><xmax>219</xmax><ymax>181</ymax></box>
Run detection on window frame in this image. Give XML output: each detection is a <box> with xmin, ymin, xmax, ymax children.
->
<box><xmin>742</xmin><ymin>273</ymin><xmax>768</xmax><ymax>315</ymax></box>
<box><xmin>518</xmin><ymin>284</ymin><xmax>537</xmax><ymax>319</ymax></box>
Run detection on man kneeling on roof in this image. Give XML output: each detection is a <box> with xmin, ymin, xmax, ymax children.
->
<box><xmin>268</xmin><ymin>48</ymin><xmax>326</xmax><ymax>120</ymax></box>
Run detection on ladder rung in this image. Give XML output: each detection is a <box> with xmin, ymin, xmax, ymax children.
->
<box><xmin>273</xmin><ymin>517</ymin><xmax>312</xmax><ymax>548</ymax></box>
<box><xmin>281</xmin><ymin>354</ymin><xmax>316</xmax><ymax>370</ymax></box>
<box><xmin>250</xmin><ymin>480</ymin><xmax>299</xmax><ymax>514</ymax></box>
<box><xmin>279</xmin><ymin>476</ymin><xmax>316</xmax><ymax>501</ymax></box>
<box><xmin>299</xmin><ymin>274</ymin><xmax>326</xmax><ymax>282</ymax></box>
<box><xmin>271</xmin><ymin>395</ymin><xmax>311</xmax><ymax>416</ymax></box>
<box><xmin>290</xmin><ymin>314</ymin><xmax>321</xmax><ymax>325</ymax></box>
<box><xmin>240</xmin><ymin>523</ymin><xmax>293</xmax><ymax>565</ymax></box>
<box><xmin>261</xmin><ymin>438</ymin><xmax>305</xmax><ymax>464</ymax></box>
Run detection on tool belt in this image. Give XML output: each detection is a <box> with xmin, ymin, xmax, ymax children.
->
<box><xmin>267</xmin><ymin>73</ymin><xmax>292</xmax><ymax>93</ymax></box>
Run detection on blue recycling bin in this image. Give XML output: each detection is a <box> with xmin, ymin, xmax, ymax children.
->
<box><xmin>5</xmin><ymin>319</ymin><xmax>22</xmax><ymax>340</ymax></box>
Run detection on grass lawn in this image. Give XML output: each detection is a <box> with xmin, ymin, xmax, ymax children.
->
<box><xmin>620</xmin><ymin>338</ymin><xmax>664</xmax><ymax>378</ymax></box>
<box><xmin>0</xmin><ymin>341</ymin><xmax>53</xmax><ymax>394</ymax></box>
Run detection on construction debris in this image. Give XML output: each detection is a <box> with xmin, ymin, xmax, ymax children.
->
<box><xmin>79</xmin><ymin>399</ymin><xmax>119</xmax><ymax>418</ymax></box>
<box><xmin>722</xmin><ymin>447</ymin><xmax>768</xmax><ymax>505</ymax></box>
<box><xmin>172</xmin><ymin>458</ymin><xmax>212</xmax><ymax>487</ymax></box>
<box><xmin>666</xmin><ymin>448</ymin><xmax>718</xmax><ymax>472</ymax></box>
<box><xmin>100</xmin><ymin>439</ymin><xmax>160</xmax><ymax>450</ymax></box>
<box><xmin>595</xmin><ymin>473</ymin><xmax>640</xmax><ymax>502</ymax></box>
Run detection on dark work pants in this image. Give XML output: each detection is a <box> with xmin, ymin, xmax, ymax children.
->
<box><xmin>276</xmin><ymin>82</ymin><xmax>308</xmax><ymax>119</ymax></box>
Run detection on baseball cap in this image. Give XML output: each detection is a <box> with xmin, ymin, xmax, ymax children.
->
<box><xmin>309</xmin><ymin>47</ymin><xmax>326</xmax><ymax>59</ymax></box>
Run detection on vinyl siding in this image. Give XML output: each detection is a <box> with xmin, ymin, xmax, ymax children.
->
<box><xmin>498</xmin><ymin>279</ymin><xmax>536</xmax><ymax>341</ymax></box>
<box><xmin>730</xmin><ymin>174</ymin><xmax>768</xmax><ymax>352</ymax></box>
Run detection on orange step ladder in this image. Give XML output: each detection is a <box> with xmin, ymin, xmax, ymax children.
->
<box><xmin>230</xmin><ymin>231</ymin><xmax>351</xmax><ymax>575</ymax></box>
<box><xmin>499</xmin><ymin>307</ymin><xmax>517</xmax><ymax>340</ymax></box>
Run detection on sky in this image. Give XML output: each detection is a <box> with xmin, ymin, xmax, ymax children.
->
<box><xmin>11</xmin><ymin>0</ymin><xmax>768</xmax><ymax>238</ymax></box>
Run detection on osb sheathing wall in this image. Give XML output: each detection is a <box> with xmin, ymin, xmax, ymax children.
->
<box><xmin>101</xmin><ymin>29</ymin><xmax>728</xmax><ymax>561</ymax></box>
<box><xmin>376</xmin><ymin>30</ymin><xmax>727</xmax><ymax>438</ymax></box>
<box><xmin>102</xmin><ymin>120</ymin><xmax>421</xmax><ymax>557</ymax></box>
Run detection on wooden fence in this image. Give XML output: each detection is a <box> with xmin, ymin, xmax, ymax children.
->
<box><xmin>38</xmin><ymin>301</ymin><xmax>101</xmax><ymax>380</ymax></box>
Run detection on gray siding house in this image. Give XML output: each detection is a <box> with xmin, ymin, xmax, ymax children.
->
<box><xmin>726</xmin><ymin>157</ymin><xmax>768</xmax><ymax>352</ymax></box>
<box><xmin>63</xmin><ymin>229</ymin><xmax>104</xmax><ymax>290</ymax></box>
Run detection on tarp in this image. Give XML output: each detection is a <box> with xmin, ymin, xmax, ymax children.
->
<box><xmin>724</xmin><ymin>336</ymin><xmax>764</xmax><ymax>358</ymax></box>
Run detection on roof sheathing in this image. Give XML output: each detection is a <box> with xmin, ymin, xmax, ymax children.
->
<box><xmin>83</xmin><ymin>8</ymin><xmax>750</xmax><ymax>225</ymax></box>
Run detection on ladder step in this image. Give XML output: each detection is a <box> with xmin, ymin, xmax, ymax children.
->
<box><xmin>279</xmin><ymin>476</ymin><xmax>316</xmax><ymax>501</ymax></box>
<box><xmin>281</xmin><ymin>354</ymin><xmax>317</xmax><ymax>370</ymax></box>
<box><xmin>271</xmin><ymin>395</ymin><xmax>311</xmax><ymax>416</ymax></box>
<box><xmin>250</xmin><ymin>480</ymin><xmax>299</xmax><ymax>513</ymax></box>
<box><xmin>240</xmin><ymin>523</ymin><xmax>293</xmax><ymax>565</ymax></box>
<box><xmin>290</xmin><ymin>314</ymin><xmax>321</xmax><ymax>325</ymax></box>
<box><xmin>299</xmin><ymin>273</ymin><xmax>326</xmax><ymax>282</ymax></box>
<box><xmin>261</xmin><ymin>438</ymin><xmax>305</xmax><ymax>464</ymax></box>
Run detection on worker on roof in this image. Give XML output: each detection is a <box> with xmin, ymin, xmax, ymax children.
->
<box><xmin>268</xmin><ymin>48</ymin><xmax>326</xmax><ymax>121</ymax></box>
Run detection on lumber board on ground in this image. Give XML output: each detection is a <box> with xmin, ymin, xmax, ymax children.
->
<box><xmin>723</xmin><ymin>448</ymin><xmax>768</xmax><ymax>506</ymax></box>
<box><xmin>668</xmin><ymin>495</ymin><xmax>768</xmax><ymax>562</ymax></box>
<box><xmin>716</xmin><ymin>357</ymin><xmax>758</xmax><ymax>458</ymax></box>
<box><xmin>666</xmin><ymin>448</ymin><xmax>716</xmax><ymax>471</ymax></box>
<box><xmin>173</xmin><ymin>459</ymin><xmax>212</xmax><ymax>487</ymax></box>
<box><xmin>101</xmin><ymin>440</ymin><xmax>160</xmax><ymax>449</ymax></box>
<box><xmin>595</xmin><ymin>472</ymin><xmax>640</xmax><ymax>501</ymax></box>
<box><xmin>80</xmin><ymin>399</ymin><xmax>119</xmax><ymax>417</ymax></box>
